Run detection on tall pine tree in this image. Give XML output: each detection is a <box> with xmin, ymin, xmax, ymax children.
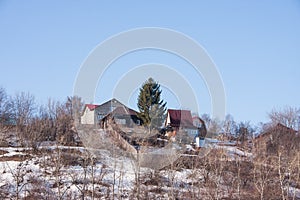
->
<box><xmin>137</xmin><ymin>78</ymin><xmax>167</xmax><ymax>128</ymax></box>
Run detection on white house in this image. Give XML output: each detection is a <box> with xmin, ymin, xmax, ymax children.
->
<box><xmin>81</xmin><ymin>98</ymin><xmax>140</xmax><ymax>126</ymax></box>
<box><xmin>81</xmin><ymin>104</ymin><xmax>100</xmax><ymax>125</ymax></box>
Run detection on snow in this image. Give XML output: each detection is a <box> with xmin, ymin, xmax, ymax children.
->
<box><xmin>0</xmin><ymin>142</ymin><xmax>297</xmax><ymax>199</ymax></box>
<box><xmin>215</xmin><ymin>145</ymin><xmax>253</xmax><ymax>158</ymax></box>
<box><xmin>0</xmin><ymin>146</ymin><xmax>136</xmax><ymax>199</ymax></box>
<box><xmin>288</xmin><ymin>186</ymin><xmax>300</xmax><ymax>199</ymax></box>
<box><xmin>0</xmin><ymin>144</ymin><xmax>196</xmax><ymax>198</ymax></box>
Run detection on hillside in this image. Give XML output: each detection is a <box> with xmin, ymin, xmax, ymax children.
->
<box><xmin>1</xmin><ymin>128</ymin><xmax>300</xmax><ymax>199</ymax></box>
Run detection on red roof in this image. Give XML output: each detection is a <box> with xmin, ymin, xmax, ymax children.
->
<box><xmin>167</xmin><ymin>109</ymin><xmax>195</xmax><ymax>128</ymax></box>
<box><xmin>85</xmin><ymin>104</ymin><xmax>99</xmax><ymax>111</ymax></box>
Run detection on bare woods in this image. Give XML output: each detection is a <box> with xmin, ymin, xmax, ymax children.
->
<box><xmin>0</xmin><ymin>86</ymin><xmax>300</xmax><ymax>199</ymax></box>
<box><xmin>0</xmin><ymin>87</ymin><xmax>83</xmax><ymax>148</ymax></box>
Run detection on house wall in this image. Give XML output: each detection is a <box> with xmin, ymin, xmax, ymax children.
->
<box><xmin>165</xmin><ymin>113</ymin><xmax>171</xmax><ymax>126</ymax></box>
<box><xmin>185</xmin><ymin>128</ymin><xmax>198</xmax><ymax>137</ymax></box>
<box><xmin>96</xmin><ymin>99</ymin><xmax>124</xmax><ymax>121</ymax></box>
<box><xmin>114</xmin><ymin>115</ymin><xmax>140</xmax><ymax>127</ymax></box>
<box><xmin>81</xmin><ymin>108</ymin><xmax>95</xmax><ymax>125</ymax></box>
<box><xmin>82</xmin><ymin>99</ymin><xmax>139</xmax><ymax>126</ymax></box>
<box><xmin>115</xmin><ymin>118</ymin><xmax>126</xmax><ymax>125</ymax></box>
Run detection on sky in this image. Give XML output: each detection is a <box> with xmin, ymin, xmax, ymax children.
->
<box><xmin>0</xmin><ymin>1</ymin><xmax>299</xmax><ymax>124</ymax></box>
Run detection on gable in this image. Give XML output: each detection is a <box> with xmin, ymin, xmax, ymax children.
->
<box><xmin>256</xmin><ymin>123</ymin><xmax>297</xmax><ymax>141</ymax></box>
<box><xmin>166</xmin><ymin>109</ymin><xmax>195</xmax><ymax>128</ymax></box>
<box><xmin>82</xmin><ymin>104</ymin><xmax>99</xmax><ymax>116</ymax></box>
<box><xmin>95</xmin><ymin>98</ymin><xmax>125</xmax><ymax>115</ymax></box>
<box><xmin>255</xmin><ymin>123</ymin><xmax>300</xmax><ymax>152</ymax></box>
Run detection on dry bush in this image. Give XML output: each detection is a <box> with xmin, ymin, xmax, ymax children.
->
<box><xmin>24</xmin><ymin>176</ymin><xmax>55</xmax><ymax>200</ymax></box>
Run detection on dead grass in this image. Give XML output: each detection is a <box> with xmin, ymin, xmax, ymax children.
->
<box><xmin>0</xmin><ymin>150</ymin><xmax>9</xmax><ymax>155</ymax></box>
<box><xmin>0</xmin><ymin>154</ymin><xmax>31</xmax><ymax>162</ymax></box>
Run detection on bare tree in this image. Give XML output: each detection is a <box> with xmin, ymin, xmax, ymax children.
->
<box><xmin>291</xmin><ymin>152</ymin><xmax>300</xmax><ymax>200</ymax></box>
<box><xmin>6</xmin><ymin>161</ymin><xmax>29</xmax><ymax>200</ymax></box>
<box><xmin>200</xmin><ymin>113</ymin><xmax>211</xmax><ymax>127</ymax></box>
<box><xmin>53</xmin><ymin>99</ymin><xmax>74</xmax><ymax>145</ymax></box>
<box><xmin>12</xmin><ymin>92</ymin><xmax>36</xmax><ymax>128</ymax></box>
<box><xmin>236</xmin><ymin>121</ymin><xmax>254</xmax><ymax>148</ymax></box>
<box><xmin>207</xmin><ymin>117</ymin><xmax>223</xmax><ymax>137</ymax></box>
<box><xmin>67</xmin><ymin>149</ymin><xmax>98</xmax><ymax>200</ymax></box>
<box><xmin>205</xmin><ymin>149</ymin><xmax>227</xmax><ymax>200</ymax></box>
<box><xmin>222</xmin><ymin>114</ymin><xmax>236</xmax><ymax>136</ymax></box>
<box><xmin>252</xmin><ymin>155</ymin><xmax>271</xmax><ymax>200</ymax></box>
<box><xmin>11</xmin><ymin>92</ymin><xmax>36</xmax><ymax>145</ymax></box>
<box><xmin>0</xmin><ymin>87</ymin><xmax>13</xmax><ymax>129</ymax></box>
<box><xmin>269</xmin><ymin>106</ymin><xmax>300</xmax><ymax>130</ymax></box>
<box><xmin>66</xmin><ymin>96</ymin><xmax>84</xmax><ymax>125</ymax></box>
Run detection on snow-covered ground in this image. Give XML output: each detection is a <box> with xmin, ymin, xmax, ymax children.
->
<box><xmin>0</xmin><ymin>146</ymin><xmax>140</xmax><ymax>199</ymax></box>
<box><xmin>0</xmin><ymin>142</ymin><xmax>299</xmax><ymax>199</ymax></box>
<box><xmin>0</xmin><ymin>144</ymin><xmax>240</xmax><ymax>199</ymax></box>
<box><xmin>214</xmin><ymin>145</ymin><xmax>253</xmax><ymax>158</ymax></box>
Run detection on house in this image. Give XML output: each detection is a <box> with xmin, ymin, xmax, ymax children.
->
<box><xmin>165</xmin><ymin>109</ymin><xmax>198</xmax><ymax>136</ymax></box>
<box><xmin>100</xmin><ymin>105</ymin><xmax>141</xmax><ymax>128</ymax></box>
<box><xmin>254</xmin><ymin>123</ymin><xmax>299</xmax><ymax>154</ymax></box>
<box><xmin>81</xmin><ymin>98</ymin><xmax>140</xmax><ymax>127</ymax></box>
<box><xmin>81</xmin><ymin>104</ymin><xmax>100</xmax><ymax>125</ymax></box>
<box><xmin>81</xmin><ymin>98</ymin><xmax>126</xmax><ymax>125</ymax></box>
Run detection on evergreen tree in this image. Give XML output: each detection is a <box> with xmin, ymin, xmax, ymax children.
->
<box><xmin>137</xmin><ymin>78</ymin><xmax>167</xmax><ymax>128</ymax></box>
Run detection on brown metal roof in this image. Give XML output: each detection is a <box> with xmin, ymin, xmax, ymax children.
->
<box><xmin>111</xmin><ymin>106</ymin><xmax>138</xmax><ymax>116</ymax></box>
<box><xmin>167</xmin><ymin>109</ymin><xmax>195</xmax><ymax>128</ymax></box>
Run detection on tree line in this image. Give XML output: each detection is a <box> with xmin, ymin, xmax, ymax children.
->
<box><xmin>137</xmin><ymin>78</ymin><xmax>300</xmax><ymax>145</ymax></box>
<box><xmin>2</xmin><ymin>79</ymin><xmax>300</xmax><ymax>149</ymax></box>
<box><xmin>1</xmin><ymin>80</ymin><xmax>300</xmax><ymax>199</ymax></box>
<box><xmin>0</xmin><ymin>87</ymin><xmax>84</xmax><ymax>149</ymax></box>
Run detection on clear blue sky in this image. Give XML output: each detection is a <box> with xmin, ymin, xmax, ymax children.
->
<box><xmin>0</xmin><ymin>1</ymin><xmax>299</xmax><ymax>124</ymax></box>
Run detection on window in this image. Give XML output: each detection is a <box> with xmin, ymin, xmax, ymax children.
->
<box><xmin>115</xmin><ymin>118</ymin><xmax>126</xmax><ymax>125</ymax></box>
<box><xmin>97</xmin><ymin>113</ymin><xmax>105</xmax><ymax>120</ymax></box>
